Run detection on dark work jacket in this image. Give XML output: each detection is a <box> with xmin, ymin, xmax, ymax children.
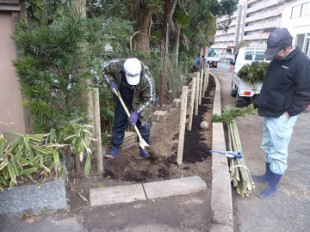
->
<box><xmin>102</xmin><ymin>59</ymin><xmax>156</xmax><ymax>124</ymax></box>
<box><xmin>258</xmin><ymin>47</ymin><xmax>310</xmax><ymax>117</ymax></box>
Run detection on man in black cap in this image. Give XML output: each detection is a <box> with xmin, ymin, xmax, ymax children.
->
<box><xmin>254</xmin><ymin>28</ymin><xmax>310</xmax><ymax>198</ymax></box>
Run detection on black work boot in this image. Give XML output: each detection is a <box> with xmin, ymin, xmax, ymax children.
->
<box><xmin>252</xmin><ymin>162</ymin><xmax>271</xmax><ymax>182</ymax></box>
<box><xmin>258</xmin><ymin>171</ymin><xmax>283</xmax><ymax>198</ymax></box>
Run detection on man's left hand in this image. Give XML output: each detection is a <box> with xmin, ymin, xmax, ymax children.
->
<box><xmin>128</xmin><ymin>112</ymin><xmax>139</xmax><ymax>125</ymax></box>
<box><xmin>285</xmin><ymin>112</ymin><xmax>290</xmax><ymax>120</ymax></box>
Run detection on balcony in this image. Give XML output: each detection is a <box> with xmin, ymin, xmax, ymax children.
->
<box><xmin>247</xmin><ymin>0</ymin><xmax>281</xmax><ymax>14</ymax></box>
<box><xmin>244</xmin><ymin>18</ymin><xmax>281</xmax><ymax>32</ymax></box>
<box><xmin>245</xmin><ymin>9</ymin><xmax>282</xmax><ymax>23</ymax></box>
<box><xmin>243</xmin><ymin>33</ymin><xmax>269</xmax><ymax>41</ymax></box>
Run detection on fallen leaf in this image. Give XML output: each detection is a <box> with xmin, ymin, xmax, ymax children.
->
<box><xmin>24</xmin><ymin>217</ymin><xmax>35</xmax><ymax>224</ymax></box>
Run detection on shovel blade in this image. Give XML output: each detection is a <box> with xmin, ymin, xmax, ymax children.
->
<box><xmin>138</xmin><ymin>139</ymin><xmax>149</xmax><ymax>149</ymax></box>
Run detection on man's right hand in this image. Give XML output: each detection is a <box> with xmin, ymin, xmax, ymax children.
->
<box><xmin>110</xmin><ymin>82</ymin><xmax>118</xmax><ymax>93</ymax></box>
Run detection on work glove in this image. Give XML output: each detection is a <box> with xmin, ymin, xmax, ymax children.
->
<box><xmin>128</xmin><ymin>112</ymin><xmax>139</xmax><ymax>125</ymax></box>
<box><xmin>110</xmin><ymin>82</ymin><xmax>118</xmax><ymax>93</ymax></box>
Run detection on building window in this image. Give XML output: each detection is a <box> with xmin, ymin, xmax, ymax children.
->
<box><xmin>301</xmin><ymin>2</ymin><xmax>310</xmax><ymax>17</ymax></box>
<box><xmin>291</xmin><ymin>5</ymin><xmax>301</xmax><ymax>18</ymax></box>
<box><xmin>295</xmin><ymin>34</ymin><xmax>305</xmax><ymax>48</ymax></box>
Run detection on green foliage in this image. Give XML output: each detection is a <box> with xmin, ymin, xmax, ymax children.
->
<box><xmin>0</xmin><ymin>132</ymin><xmax>67</xmax><ymax>190</ymax></box>
<box><xmin>238</xmin><ymin>61</ymin><xmax>269</xmax><ymax>85</ymax></box>
<box><xmin>0</xmin><ymin>121</ymin><xmax>94</xmax><ymax>190</ymax></box>
<box><xmin>13</xmin><ymin>14</ymin><xmax>95</xmax><ymax>132</ymax></box>
<box><xmin>57</xmin><ymin>120</ymin><xmax>94</xmax><ymax>176</ymax></box>
<box><xmin>212</xmin><ymin>104</ymin><xmax>257</xmax><ymax>123</ymax></box>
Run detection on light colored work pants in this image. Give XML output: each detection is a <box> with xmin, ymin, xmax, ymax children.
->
<box><xmin>261</xmin><ymin>113</ymin><xmax>298</xmax><ymax>175</ymax></box>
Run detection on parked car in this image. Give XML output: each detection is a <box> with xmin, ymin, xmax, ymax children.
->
<box><xmin>206</xmin><ymin>55</ymin><xmax>220</xmax><ymax>68</ymax></box>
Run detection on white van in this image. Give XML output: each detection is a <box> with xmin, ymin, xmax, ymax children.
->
<box><xmin>231</xmin><ymin>47</ymin><xmax>269</xmax><ymax>107</ymax></box>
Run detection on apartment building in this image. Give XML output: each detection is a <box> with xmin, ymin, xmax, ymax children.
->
<box><xmin>212</xmin><ymin>0</ymin><xmax>298</xmax><ymax>54</ymax></box>
<box><xmin>212</xmin><ymin>0</ymin><xmax>247</xmax><ymax>55</ymax></box>
<box><xmin>281</xmin><ymin>0</ymin><xmax>310</xmax><ymax>57</ymax></box>
<box><xmin>243</xmin><ymin>0</ymin><xmax>284</xmax><ymax>47</ymax></box>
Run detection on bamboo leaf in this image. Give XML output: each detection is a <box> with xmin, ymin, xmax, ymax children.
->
<box><xmin>10</xmin><ymin>153</ymin><xmax>20</xmax><ymax>176</ymax></box>
<box><xmin>46</xmin><ymin>143</ymin><xmax>67</xmax><ymax>148</ymax></box>
<box><xmin>28</xmin><ymin>134</ymin><xmax>46</xmax><ymax>142</ymax></box>
<box><xmin>42</xmin><ymin>165</ymin><xmax>51</xmax><ymax>173</ymax></box>
<box><xmin>33</xmin><ymin>146</ymin><xmax>53</xmax><ymax>154</ymax></box>
<box><xmin>82</xmin><ymin>139</ymin><xmax>92</xmax><ymax>155</ymax></box>
<box><xmin>64</xmin><ymin>134</ymin><xmax>78</xmax><ymax>140</ymax></box>
<box><xmin>53</xmin><ymin>151</ymin><xmax>61</xmax><ymax>168</ymax></box>
<box><xmin>79</xmin><ymin>152</ymin><xmax>84</xmax><ymax>162</ymax></box>
<box><xmin>8</xmin><ymin>163</ymin><xmax>17</xmax><ymax>184</ymax></box>
<box><xmin>49</xmin><ymin>129</ymin><xmax>56</xmax><ymax>143</ymax></box>
<box><xmin>3</xmin><ymin>132</ymin><xmax>23</xmax><ymax>137</ymax></box>
<box><xmin>7</xmin><ymin>138</ymin><xmax>20</xmax><ymax>153</ymax></box>
<box><xmin>17</xmin><ymin>156</ymin><xmax>31</xmax><ymax>166</ymax></box>
<box><xmin>84</xmin><ymin>154</ymin><xmax>92</xmax><ymax>176</ymax></box>
<box><xmin>0</xmin><ymin>135</ymin><xmax>5</xmax><ymax>156</ymax></box>
<box><xmin>0</xmin><ymin>160</ymin><xmax>8</xmax><ymax>171</ymax></box>
<box><xmin>39</xmin><ymin>154</ymin><xmax>44</xmax><ymax>167</ymax></box>
<box><xmin>20</xmin><ymin>167</ymin><xmax>38</xmax><ymax>175</ymax></box>
<box><xmin>0</xmin><ymin>176</ymin><xmax>6</xmax><ymax>185</ymax></box>
<box><xmin>24</xmin><ymin>137</ymin><xmax>31</xmax><ymax>150</ymax></box>
<box><xmin>3</xmin><ymin>168</ymin><xmax>9</xmax><ymax>179</ymax></box>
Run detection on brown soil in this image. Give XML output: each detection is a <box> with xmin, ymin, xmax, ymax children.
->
<box><xmin>67</xmin><ymin>76</ymin><xmax>215</xmax><ymax>211</ymax></box>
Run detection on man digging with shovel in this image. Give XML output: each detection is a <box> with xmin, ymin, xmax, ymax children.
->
<box><xmin>103</xmin><ymin>58</ymin><xmax>156</xmax><ymax>159</ymax></box>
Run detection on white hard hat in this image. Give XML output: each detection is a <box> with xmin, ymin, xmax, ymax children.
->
<box><xmin>124</xmin><ymin>58</ymin><xmax>141</xmax><ymax>85</ymax></box>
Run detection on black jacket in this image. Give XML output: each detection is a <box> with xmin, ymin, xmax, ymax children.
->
<box><xmin>258</xmin><ymin>47</ymin><xmax>310</xmax><ymax>117</ymax></box>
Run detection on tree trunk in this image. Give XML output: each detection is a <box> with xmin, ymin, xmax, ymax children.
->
<box><xmin>132</xmin><ymin>1</ymin><xmax>154</xmax><ymax>52</ymax></box>
<box><xmin>72</xmin><ymin>0</ymin><xmax>88</xmax><ymax>173</ymax></box>
<box><xmin>172</xmin><ymin>24</ymin><xmax>181</xmax><ymax>66</ymax></box>
<box><xmin>159</xmin><ymin>1</ymin><xmax>170</xmax><ymax>106</ymax></box>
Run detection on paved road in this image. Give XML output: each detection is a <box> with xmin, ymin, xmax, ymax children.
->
<box><xmin>212</xmin><ymin>62</ymin><xmax>310</xmax><ymax>232</ymax></box>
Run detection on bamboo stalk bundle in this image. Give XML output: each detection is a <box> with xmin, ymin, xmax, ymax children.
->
<box><xmin>212</xmin><ymin>104</ymin><xmax>257</xmax><ymax>197</ymax></box>
<box><xmin>227</xmin><ymin>120</ymin><xmax>255</xmax><ymax>197</ymax></box>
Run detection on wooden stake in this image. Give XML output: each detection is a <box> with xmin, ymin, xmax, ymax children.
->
<box><xmin>195</xmin><ymin>72</ymin><xmax>200</xmax><ymax>116</ymax></box>
<box><xmin>93</xmin><ymin>88</ymin><xmax>104</xmax><ymax>173</ymax></box>
<box><xmin>187</xmin><ymin>76</ymin><xmax>196</xmax><ymax>131</ymax></box>
<box><xmin>177</xmin><ymin>86</ymin><xmax>188</xmax><ymax>165</ymax></box>
<box><xmin>199</xmin><ymin>68</ymin><xmax>204</xmax><ymax>102</ymax></box>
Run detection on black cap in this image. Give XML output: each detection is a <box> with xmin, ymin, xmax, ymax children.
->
<box><xmin>265</xmin><ymin>28</ymin><xmax>293</xmax><ymax>59</ymax></box>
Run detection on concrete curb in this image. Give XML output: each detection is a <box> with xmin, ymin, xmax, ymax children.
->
<box><xmin>210</xmin><ymin>73</ymin><xmax>234</xmax><ymax>232</ymax></box>
<box><xmin>89</xmin><ymin>176</ymin><xmax>207</xmax><ymax>207</ymax></box>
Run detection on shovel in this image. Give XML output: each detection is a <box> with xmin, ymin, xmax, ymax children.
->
<box><xmin>112</xmin><ymin>89</ymin><xmax>149</xmax><ymax>149</ymax></box>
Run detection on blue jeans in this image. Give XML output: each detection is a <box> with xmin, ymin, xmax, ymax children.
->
<box><xmin>111</xmin><ymin>101</ymin><xmax>151</xmax><ymax>148</ymax></box>
<box><xmin>261</xmin><ymin>113</ymin><xmax>298</xmax><ymax>175</ymax></box>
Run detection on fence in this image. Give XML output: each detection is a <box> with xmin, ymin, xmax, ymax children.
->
<box><xmin>177</xmin><ymin>64</ymin><xmax>210</xmax><ymax>165</ymax></box>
